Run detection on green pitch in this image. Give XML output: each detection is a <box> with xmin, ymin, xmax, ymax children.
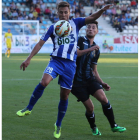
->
<box><xmin>2</xmin><ymin>53</ymin><xmax>138</xmax><ymax>140</ymax></box>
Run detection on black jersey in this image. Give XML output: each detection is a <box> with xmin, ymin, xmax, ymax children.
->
<box><xmin>73</xmin><ymin>36</ymin><xmax>100</xmax><ymax>85</ymax></box>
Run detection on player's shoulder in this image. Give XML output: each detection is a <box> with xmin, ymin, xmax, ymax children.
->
<box><xmin>78</xmin><ymin>36</ymin><xmax>86</xmax><ymax>41</ymax></box>
<box><xmin>71</xmin><ymin>17</ymin><xmax>85</xmax><ymax>24</ymax></box>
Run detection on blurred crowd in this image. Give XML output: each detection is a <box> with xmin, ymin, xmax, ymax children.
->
<box><xmin>2</xmin><ymin>0</ymin><xmax>86</xmax><ymax>23</ymax></box>
<box><xmin>93</xmin><ymin>0</ymin><xmax>138</xmax><ymax>32</ymax></box>
<box><xmin>2</xmin><ymin>0</ymin><xmax>138</xmax><ymax>33</ymax></box>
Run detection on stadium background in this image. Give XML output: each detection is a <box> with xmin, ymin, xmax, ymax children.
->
<box><xmin>2</xmin><ymin>0</ymin><xmax>138</xmax><ymax>54</ymax></box>
<box><xmin>2</xmin><ymin>0</ymin><xmax>138</xmax><ymax>140</ymax></box>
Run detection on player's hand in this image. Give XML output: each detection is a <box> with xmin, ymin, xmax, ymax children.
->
<box><xmin>102</xmin><ymin>4</ymin><xmax>113</xmax><ymax>11</ymax></box>
<box><xmin>20</xmin><ymin>59</ymin><xmax>30</xmax><ymax>71</ymax></box>
<box><xmin>102</xmin><ymin>82</ymin><xmax>111</xmax><ymax>91</ymax></box>
<box><xmin>90</xmin><ymin>45</ymin><xmax>99</xmax><ymax>51</ymax></box>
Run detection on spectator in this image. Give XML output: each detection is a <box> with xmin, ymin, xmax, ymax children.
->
<box><xmin>89</xmin><ymin>9</ymin><xmax>92</xmax><ymax>16</ymax></box>
<box><xmin>10</xmin><ymin>2</ymin><xmax>16</xmax><ymax>10</ymax></box>
<box><xmin>113</xmin><ymin>19</ymin><xmax>121</xmax><ymax>32</ymax></box>
<box><xmin>35</xmin><ymin>4</ymin><xmax>41</xmax><ymax>15</ymax></box>
<box><xmin>129</xmin><ymin>17</ymin><xmax>135</xmax><ymax>26</ymax></box>
<box><xmin>33</xmin><ymin>9</ymin><xmax>38</xmax><ymax>18</ymax></box>
<box><xmin>18</xmin><ymin>10</ymin><xmax>22</xmax><ymax>16</ymax></box>
<box><xmin>111</xmin><ymin>7</ymin><xmax>116</xmax><ymax>16</ymax></box>
<box><xmin>110</xmin><ymin>15</ymin><xmax>115</xmax><ymax>26</ymax></box>
<box><xmin>75</xmin><ymin>6</ymin><xmax>81</xmax><ymax>15</ymax></box>
<box><xmin>121</xmin><ymin>4</ymin><xmax>127</xmax><ymax>14</ymax></box>
<box><xmin>116</xmin><ymin>15</ymin><xmax>121</xmax><ymax>23</ymax></box>
<box><xmin>33</xmin><ymin>0</ymin><xmax>37</xmax><ymax>4</ymax></box>
<box><xmin>53</xmin><ymin>15</ymin><xmax>59</xmax><ymax>23</ymax></box>
<box><xmin>106</xmin><ymin>8</ymin><xmax>112</xmax><ymax>15</ymax></box>
<box><xmin>40</xmin><ymin>3</ymin><xmax>46</xmax><ymax>12</ymax></box>
<box><xmin>125</xmin><ymin>11</ymin><xmax>130</xmax><ymax>18</ymax></box>
<box><xmin>70</xmin><ymin>11</ymin><xmax>75</xmax><ymax>19</ymax></box>
<box><xmin>51</xmin><ymin>8</ymin><xmax>56</xmax><ymax>16</ymax></box>
<box><xmin>116</xmin><ymin>6</ymin><xmax>122</xmax><ymax>16</ymax></box>
<box><xmin>12</xmin><ymin>10</ymin><xmax>18</xmax><ymax>18</ymax></box>
<box><xmin>78</xmin><ymin>2</ymin><xmax>83</xmax><ymax>10</ymax></box>
<box><xmin>75</xmin><ymin>12</ymin><xmax>80</xmax><ymax>18</ymax></box>
<box><xmin>127</xmin><ymin>5</ymin><xmax>131</xmax><ymax>12</ymax></box>
<box><xmin>94</xmin><ymin>0</ymin><xmax>99</xmax><ymax>9</ymax></box>
<box><xmin>49</xmin><ymin>11</ymin><xmax>55</xmax><ymax>22</ymax></box>
<box><xmin>23</xmin><ymin>11</ymin><xmax>27</xmax><ymax>19</ymax></box>
<box><xmin>26</xmin><ymin>0</ymin><xmax>33</xmax><ymax>7</ymax></box>
<box><xmin>126</xmin><ymin>16</ymin><xmax>131</xmax><ymax>25</ymax></box>
<box><xmin>18</xmin><ymin>15</ymin><xmax>24</xmax><ymax>20</ymax></box>
<box><xmin>3</xmin><ymin>7</ymin><xmax>9</xmax><ymax>14</ymax></box>
<box><xmin>37</xmin><ymin>0</ymin><xmax>43</xmax><ymax>4</ymax></box>
<box><xmin>67</xmin><ymin>0</ymin><xmax>75</xmax><ymax>7</ymax></box>
<box><xmin>36</xmin><ymin>15</ymin><xmax>42</xmax><ymax>23</ymax></box>
<box><xmin>121</xmin><ymin>15</ymin><xmax>127</xmax><ymax>25</ymax></box>
<box><xmin>98</xmin><ymin>0</ymin><xmax>104</xmax><ymax>9</ymax></box>
<box><xmin>29</xmin><ymin>12</ymin><xmax>34</xmax><ymax>18</ymax></box>
<box><xmin>44</xmin><ymin>7</ymin><xmax>51</xmax><ymax>17</ymax></box>
<box><xmin>72</xmin><ymin>1</ymin><xmax>77</xmax><ymax>10</ymax></box>
<box><xmin>135</xmin><ymin>16</ymin><xmax>138</xmax><ymax>25</ymax></box>
<box><xmin>131</xmin><ymin>0</ymin><xmax>137</xmax><ymax>8</ymax></box>
<box><xmin>7</xmin><ymin>10</ymin><xmax>13</xmax><ymax>19</ymax></box>
<box><xmin>30</xmin><ymin>6</ymin><xmax>34</xmax><ymax>13</ymax></box>
<box><xmin>80</xmin><ymin>6</ymin><xmax>85</xmax><ymax>17</ymax></box>
<box><xmin>120</xmin><ymin>20</ymin><xmax>126</xmax><ymax>31</ymax></box>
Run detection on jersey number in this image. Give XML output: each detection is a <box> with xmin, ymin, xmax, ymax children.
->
<box><xmin>46</xmin><ymin>67</ymin><xmax>53</xmax><ymax>74</ymax></box>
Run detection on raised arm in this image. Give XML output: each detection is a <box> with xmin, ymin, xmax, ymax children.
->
<box><xmin>85</xmin><ymin>4</ymin><xmax>112</xmax><ymax>24</ymax></box>
<box><xmin>20</xmin><ymin>39</ymin><xmax>45</xmax><ymax>71</ymax></box>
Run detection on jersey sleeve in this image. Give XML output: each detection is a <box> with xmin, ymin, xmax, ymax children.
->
<box><xmin>40</xmin><ymin>25</ymin><xmax>54</xmax><ymax>42</ymax></box>
<box><xmin>73</xmin><ymin>17</ymin><xmax>86</xmax><ymax>30</ymax></box>
<box><xmin>92</xmin><ymin>50</ymin><xmax>100</xmax><ymax>65</ymax></box>
<box><xmin>77</xmin><ymin>36</ymin><xmax>84</xmax><ymax>50</ymax></box>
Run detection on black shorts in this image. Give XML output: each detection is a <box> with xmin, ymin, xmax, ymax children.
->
<box><xmin>71</xmin><ymin>80</ymin><xmax>103</xmax><ymax>102</ymax></box>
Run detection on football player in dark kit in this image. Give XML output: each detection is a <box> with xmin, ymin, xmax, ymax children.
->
<box><xmin>72</xmin><ymin>21</ymin><xmax>126</xmax><ymax>135</ymax></box>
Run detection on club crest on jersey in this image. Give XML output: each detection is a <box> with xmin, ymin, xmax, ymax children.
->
<box><xmin>92</xmin><ymin>50</ymin><xmax>96</xmax><ymax>57</ymax></box>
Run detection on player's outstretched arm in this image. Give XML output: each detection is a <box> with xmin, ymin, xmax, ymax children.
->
<box><xmin>20</xmin><ymin>39</ymin><xmax>45</xmax><ymax>71</ymax></box>
<box><xmin>77</xmin><ymin>45</ymin><xmax>99</xmax><ymax>57</ymax></box>
<box><xmin>85</xmin><ymin>4</ymin><xmax>112</xmax><ymax>24</ymax></box>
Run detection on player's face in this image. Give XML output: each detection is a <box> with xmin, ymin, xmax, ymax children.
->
<box><xmin>57</xmin><ymin>7</ymin><xmax>70</xmax><ymax>21</ymax></box>
<box><xmin>86</xmin><ymin>24</ymin><xmax>98</xmax><ymax>38</ymax></box>
<box><xmin>8</xmin><ymin>29</ymin><xmax>11</xmax><ymax>33</ymax></box>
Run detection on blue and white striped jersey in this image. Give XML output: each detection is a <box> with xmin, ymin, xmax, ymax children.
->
<box><xmin>41</xmin><ymin>17</ymin><xmax>85</xmax><ymax>62</ymax></box>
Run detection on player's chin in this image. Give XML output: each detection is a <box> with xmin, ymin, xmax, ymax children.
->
<box><xmin>87</xmin><ymin>34</ymin><xmax>94</xmax><ymax>38</ymax></box>
<box><xmin>60</xmin><ymin>17</ymin><xmax>68</xmax><ymax>21</ymax></box>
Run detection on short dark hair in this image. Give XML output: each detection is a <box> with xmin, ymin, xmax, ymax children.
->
<box><xmin>57</xmin><ymin>2</ymin><xmax>70</xmax><ymax>10</ymax></box>
<box><xmin>87</xmin><ymin>21</ymin><xmax>98</xmax><ymax>29</ymax></box>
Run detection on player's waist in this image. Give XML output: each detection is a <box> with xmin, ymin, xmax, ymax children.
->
<box><xmin>51</xmin><ymin>53</ymin><xmax>77</xmax><ymax>62</ymax></box>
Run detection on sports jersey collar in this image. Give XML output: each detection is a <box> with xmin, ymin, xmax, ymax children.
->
<box><xmin>84</xmin><ymin>36</ymin><xmax>96</xmax><ymax>46</ymax></box>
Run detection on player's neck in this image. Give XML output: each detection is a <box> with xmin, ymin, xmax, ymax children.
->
<box><xmin>86</xmin><ymin>36</ymin><xmax>95</xmax><ymax>46</ymax></box>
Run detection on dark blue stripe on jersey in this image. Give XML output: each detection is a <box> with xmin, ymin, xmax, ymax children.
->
<box><xmin>74</xmin><ymin>51</ymin><xmax>77</xmax><ymax>61</ymax></box>
<box><xmin>57</xmin><ymin>45</ymin><xmax>64</xmax><ymax>57</ymax></box>
<box><xmin>73</xmin><ymin>18</ymin><xmax>85</xmax><ymax>41</ymax></box>
<box><xmin>51</xmin><ymin>34</ymin><xmax>56</xmax><ymax>52</ymax></box>
<box><xmin>67</xmin><ymin>44</ymin><xmax>74</xmax><ymax>59</ymax></box>
<box><xmin>41</xmin><ymin>25</ymin><xmax>54</xmax><ymax>42</ymax></box>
